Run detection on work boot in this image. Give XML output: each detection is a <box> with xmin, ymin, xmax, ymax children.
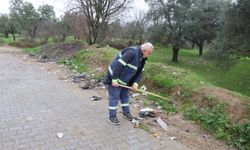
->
<box><xmin>109</xmin><ymin>116</ymin><xmax>120</xmax><ymax>126</ymax></box>
<box><xmin>123</xmin><ymin>112</ymin><xmax>133</xmax><ymax>121</ymax></box>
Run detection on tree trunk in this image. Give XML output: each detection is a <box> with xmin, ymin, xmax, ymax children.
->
<box><xmin>191</xmin><ymin>42</ymin><xmax>195</xmax><ymax>49</ymax></box>
<box><xmin>4</xmin><ymin>32</ymin><xmax>9</xmax><ymax>38</ymax></box>
<box><xmin>31</xmin><ymin>26</ymin><xmax>38</xmax><ymax>41</ymax></box>
<box><xmin>172</xmin><ymin>46</ymin><xmax>180</xmax><ymax>62</ymax></box>
<box><xmin>198</xmin><ymin>42</ymin><xmax>203</xmax><ymax>56</ymax></box>
<box><xmin>12</xmin><ymin>34</ymin><xmax>16</xmax><ymax>41</ymax></box>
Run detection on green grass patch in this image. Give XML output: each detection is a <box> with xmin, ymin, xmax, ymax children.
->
<box><xmin>144</xmin><ymin>62</ymin><xmax>207</xmax><ymax>90</ymax></box>
<box><xmin>0</xmin><ymin>35</ymin><xmax>21</xmax><ymax>44</ymax></box>
<box><xmin>184</xmin><ymin>104</ymin><xmax>250</xmax><ymax>149</ymax></box>
<box><xmin>23</xmin><ymin>47</ymin><xmax>41</xmax><ymax>54</ymax></box>
<box><xmin>60</xmin><ymin>46</ymin><xmax>118</xmax><ymax>78</ymax></box>
<box><xmin>148</xmin><ymin>95</ymin><xmax>176</xmax><ymax>112</ymax></box>
<box><xmin>149</xmin><ymin>46</ymin><xmax>250</xmax><ymax>97</ymax></box>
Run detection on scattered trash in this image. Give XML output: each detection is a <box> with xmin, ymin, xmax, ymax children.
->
<box><xmin>203</xmin><ymin>135</ymin><xmax>208</xmax><ymax>138</ymax></box>
<box><xmin>132</xmin><ymin>119</ymin><xmax>140</xmax><ymax>128</ymax></box>
<box><xmin>78</xmin><ymin>72</ymin><xmax>87</xmax><ymax>78</ymax></box>
<box><xmin>157</xmin><ymin>106</ymin><xmax>162</xmax><ymax>110</ymax></box>
<box><xmin>140</xmin><ymin>108</ymin><xmax>154</xmax><ymax>112</ymax></box>
<box><xmin>90</xmin><ymin>79</ymin><xmax>96</xmax><ymax>85</ymax></box>
<box><xmin>140</xmin><ymin>85</ymin><xmax>147</xmax><ymax>91</ymax></box>
<box><xmin>73</xmin><ymin>76</ymin><xmax>81</xmax><ymax>83</ymax></box>
<box><xmin>134</xmin><ymin>116</ymin><xmax>143</xmax><ymax>120</ymax></box>
<box><xmin>139</xmin><ymin>108</ymin><xmax>158</xmax><ymax>118</ymax></box>
<box><xmin>153</xmin><ymin>133</ymin><xmax>160</xmax><ymax>138</ymax></box>
<box><xmin>57</xmin><ymin>132</ymin><xmax>64</xmax><ymax>139</ymax></box>
<box><xmin>28</xmin><ymin>53</ymin><xmax>35</xmax><ymax>57</ymax></box>
<box><xmin>80</xmin><ymin>82</ymin><xmax>89</xmax><ymax>89</ymax></box>
<box><xmin>90</xmin><ymin>96</ymin><xmax>102</xmax><ymax>101</ymax></box>
<box><xmin>169</xmin><ymin>136</ymin><xmax>177</xmax><ymax>140</ymax></box>
<box><xmin>131</xmin><ymin>93</ymin><xmax>140</xmax><ymax>98</ymax></box>
<box><xmin>39</xmin><ymin>55</ymin><xmax>48</xmax><ymax>63</ymax></box>
<box><xmin>156</xmin><ymin>117</ymin><xmax>168</xmax><ymax>131</ymax></box>
<box><xmin>133</xmin><ymin>104</ymin><xmax>139</xmax><ymax>108</ymax></box>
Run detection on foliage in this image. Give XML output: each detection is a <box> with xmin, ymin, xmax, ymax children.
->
<box><xmin>184</xmin><ymin>104</ymin><xmax>250</xmax><ymax>149</ymax></box>
<box><xmin>9</xmin><ymin>0</ymin><xmax>56</xmax><ymax>40</ymax></box>
<box><xmin>184</xmin><ymin>0</ymin><xmax>223</xmax><ymax>56</ymax></box>
<box><xmin>146</xmin><ymin>0</ymin><xmax>193</xmax><ymax>62</ymax></box>
<box><xmin>0</xmin><ymin>14</ymin><xmax>17</xmax><ymax>41</ymax></box>
<box><xmin>208</xmin><ymin>0</ymin><xmax>250</xmax><ymax>64</ymax></box>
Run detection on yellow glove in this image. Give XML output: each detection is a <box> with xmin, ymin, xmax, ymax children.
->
<box><xmin>132</xmin><ymin>83</ymin><xmax>138</xmax><ymax>91</ymax></box>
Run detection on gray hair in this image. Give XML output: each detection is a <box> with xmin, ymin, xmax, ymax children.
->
<box><xmin>141</xmin><ymin>42</ymin><xmax>154</xmax><ymax>49</ymax></box>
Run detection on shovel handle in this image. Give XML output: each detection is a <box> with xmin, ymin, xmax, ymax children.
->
<box><xmin>118</xmin><ymin>84</ymin><xmax>173</xmax><ymax>103</ymax></box>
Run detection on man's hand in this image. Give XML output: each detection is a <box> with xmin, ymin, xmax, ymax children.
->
<box><xmin>132</xmin><ymin>83</ymin><xmax>138</xmax><ymax>91</ymax></box>
<box><xmin>112</xmin><ymin>79</ymin><xmax>119</xmax><ymax>87</ymax></box>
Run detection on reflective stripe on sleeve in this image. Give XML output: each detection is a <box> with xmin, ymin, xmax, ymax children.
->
<box><xmin>108</xmin><ymin>65</ymin><xmax>113</xmax><ymax>75</ymax></box>
<box><xmin>118</xmin><ymin>59</ymin><xmax>127</xmax><ymax>66</ymax></box>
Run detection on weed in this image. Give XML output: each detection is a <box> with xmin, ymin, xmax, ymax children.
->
<box><xmin>184</xmin><ymin>104</ymin><xmax>250</xmax><ymax>149</ymax></box>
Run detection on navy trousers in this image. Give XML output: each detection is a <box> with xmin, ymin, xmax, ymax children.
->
<box><xmin>108</xmin><ymin>85</ymin><xmax>130</xmax><ymax>117</ymax></box>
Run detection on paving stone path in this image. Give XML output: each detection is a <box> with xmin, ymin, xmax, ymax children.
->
<box><xmin>0</xmin><ymin>46</ymin><xmax>190</xmax><ymax>150</ymax></box>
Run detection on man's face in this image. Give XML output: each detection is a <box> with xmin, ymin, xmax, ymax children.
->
<box><xmin>142</xmin><ymin>48</ymin><xmax>153</xmax><ymax>58</ymax></box>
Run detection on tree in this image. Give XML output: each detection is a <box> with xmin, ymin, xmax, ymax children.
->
<box><xmin>185</xmin><ymin>0</ymin><xmax>222</xmax><ymax>56</ymax></box>
<box><xmin>37</xmin><ymin>4</ymin><xmax>56</xmax><ymax>42</ymax></box>
<box><xmin>220</xmin><ymin>0</ymin><xmax>250</xmax><ymax>56</ymax></box>
<box><xmin>0</xmin><ymin>14</ymin><xmax>17</xmax><ymax>41</ymax></box>
<box><xmin>69</xmin><ymin>0</ymin><xmax>131</xmax><ymax>44</ymax></box>
<box><xmin>208</xmin><ymin>0</ymin><xmax>250</xmax><ymax>65</ymax></box>
<box><xmin>0</xmin><ymin>14</ymin><xmax>10</xmax><ymax>38</ymax></box>
<box><xmin>38</xmin><ymin>4</ymin><xmax>56</xmax><ymax>22</ymax></box>
<box><xmin>9</xmin><ymin>0</ymin><xmax>40</xmax><ymax>40</ymax></box>
<box><xmin>147</xmin><ymin>0</ymin><xmax>193</xmax><ymax>62</ymax></box>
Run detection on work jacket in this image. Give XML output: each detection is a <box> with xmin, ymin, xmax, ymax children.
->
<box><xmin>107</xmin><ymin>46</ymin><xmax>147</xmax><ymax>86</ymax></box>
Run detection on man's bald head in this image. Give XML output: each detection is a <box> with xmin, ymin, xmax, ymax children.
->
<box><xmin>141</xmin><ymin>42</ymin><xmax>154</xmax><ymax>58</ymax></box>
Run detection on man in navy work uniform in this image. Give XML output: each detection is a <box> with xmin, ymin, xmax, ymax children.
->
<box><xmin>106</xmin><ymin>42</ymin><xmax>154</xmax><ymax>126</ymax></box>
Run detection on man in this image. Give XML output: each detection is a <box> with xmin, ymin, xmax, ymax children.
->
<box><xmin>106</xmin><ymin>42</ymin><xmax>154</xmax><ymax>126</ymax></box>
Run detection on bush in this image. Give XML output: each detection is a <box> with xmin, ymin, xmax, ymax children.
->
<box><xmin>184</xmin><ymin>105</ymin><xmax>250</xmax><ymax>149</ymax></box>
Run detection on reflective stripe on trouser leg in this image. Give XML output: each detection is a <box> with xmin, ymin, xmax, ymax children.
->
<box><xmin>108</xmin><ymin>85</ymin><xmax>121</xmax><ymax>117</ymax></box>
<box><xmin>120</xmin><ymin>88</ymin><xmax>130</xmax><ymax>113</ymax></box>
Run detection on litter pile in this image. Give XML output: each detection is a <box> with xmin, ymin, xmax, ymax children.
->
<box><xmin>71</xmin><ymin>73</ymin><xmax>104</xmax><ymax>89</ymax></box>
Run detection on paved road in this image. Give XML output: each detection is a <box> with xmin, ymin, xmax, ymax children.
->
<box><xmin>0</xmin><ymin>46</ymin><xmax>190</xmax><ymax>150</ymax></box>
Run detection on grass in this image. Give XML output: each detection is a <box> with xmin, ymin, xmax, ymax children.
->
<box><xmin>60</xmin><ymin>46</ymin><xmax>118</xmax><ymax>79</ymax></box>
<box><xmin>0</xmin><ymin>35</ymin><xmax>21</xmax><ymax>44</ymax></box>
<box><xmin>23</xmin><ymin>47</ymin><xmax>41</xmax><ymax>54</ymax></box>
<box><xmin>149</xmin><ymin>46</ymin><xmax>250</xmax><ymax>97</ymax></box>
<box><xmin>184</xmin><ymin>104</ymin><xmax>250</xmax><ymax>149</ymax></box>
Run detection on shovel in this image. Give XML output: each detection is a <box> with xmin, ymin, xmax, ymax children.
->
<box><xmin>118</xmin><ymin>84</ymin><xmax>173</xmax><ymax>103</ymax></box>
